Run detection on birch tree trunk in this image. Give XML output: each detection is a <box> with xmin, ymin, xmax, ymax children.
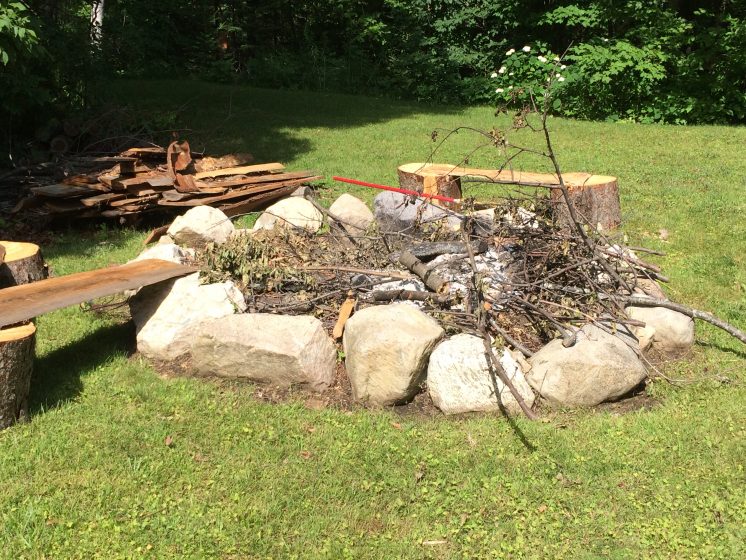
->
<box><xmin>90</xmin><ymin>0</ymin><xmax>105</xmax><ymax>45</ymax></box>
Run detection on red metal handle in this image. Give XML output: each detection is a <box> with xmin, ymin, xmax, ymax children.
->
<box><xmin>332</xmin><ymin>176</ymin><xmax>458</xmax><ymax>204</ymax></box>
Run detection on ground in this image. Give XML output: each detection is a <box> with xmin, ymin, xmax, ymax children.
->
<box><xmin>0</xmin><ymin>81</ymin><xmax>744</xmax><ymax>559</ymax></box>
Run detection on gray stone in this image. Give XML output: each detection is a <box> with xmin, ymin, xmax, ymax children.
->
<box><xmin>329</xmin><ymin>193</ymin><xmax>374</xmax><ymax>234</ymax></box>
<box><xmin>625</xmin><ymin>306</ymin><xmax>695</xmax><ymax>356</ymax></box>
<box><xmin>167</xmin><ymin>206</ymin><xmax>234</xmax><ymax>248</ymax></box>
<box><xmin>527</xmin><ymin>324</ymin><xmax>647</xmax><ymax>406</ymax></box>
<box><xmin>427</xmin><ymin>334</ymin><xmax>535</xmax><ymax>415</ymax></box>
<box><xmin>343</xmin><ymin>303</ymin><xmax>444</xmax><ymax>405</ymax></box>
<box><xmin>373</xmin><ymin>191</ymin><xmax>461</xmax><ymax>233</ymax></box>
<box><xmin>130</xmin><ymin>243</ymin><xmax>190</xmax><ymax>265</ymax></box>
<box><xmin>129</xmin><ymin>272</ymin><xmax>246</xmax><ymax>361</ymax></box>
<box><xmin>191</xmin><ymin>314</ymin><xmax>336</xmax><ymax>391</ymax></box>
<box><xmin>253</xmin><ymin>197</ymin><xmax>323</xmax><ymax>233</ymax></box>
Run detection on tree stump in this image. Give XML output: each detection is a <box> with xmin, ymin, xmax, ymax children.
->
<box><xmin>397</xmin><ymin>163</ymin><xmax>462</xmax><ymax>205</ymax></box>
<box><xmin>0</xmin><ymin>323</ymin><xmax>36</xmax><ymax>429</ymax></box>
<box><xmin>550</xmin><ymin>174</ymin><xmax>621</xmax><ymax>231</ymax></box>
<box><xmin>0</xmin><ymin>241</ymin><xmax>48</xmax><ymax>288</ymax></box>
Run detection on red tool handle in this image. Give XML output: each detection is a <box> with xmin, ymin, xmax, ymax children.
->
<box><xmin>332</xmin><ymin>176</ymin><xmax>458</xmax><ymax>204</ymax></box>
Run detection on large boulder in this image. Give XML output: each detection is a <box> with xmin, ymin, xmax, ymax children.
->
<box><xmin>252</xmin><ymin>197</ymin><xmax>323</xmax><ymax>233</ymax></box>
<box><xmin>373</xmin><ymin>191</ymin><xmax>461</xmax><ymax>233</ymax></box>
<box><xmin>625</xmin><ymin>305</ymin><xmax>694</xmax><ymax>356</ymax></box>
<box><xmin>527</xmin><ymin>324</ymin><xmax>647</xmax><ymax>406</ymax></box>
<box><xmin>343</xmin><ymin>303</ymin><xmax>444</xmax><ymax>405</ymax></box>
<box><xmin>329</xmin><ymin>193</ymin><xmax>374</xmax><ymax>234</ymax></box>
<box><xmin>167</xmin><ymin>206</ymin><xmax>234</xmax><ymax>248</ymax></box>
<box><xmin>191</xmin><ymin>314</ymin><xmax>336</xmax><ymax>391</ymax></box>
<box><xmin>129</xmin><ymin>272</ymin><xmax>246</xmax><ymax>361</ymax></box>
<box><xmin>427</xmin><ymin>334</ymin><xmax>535</xmax><ymax>415</ymax></box>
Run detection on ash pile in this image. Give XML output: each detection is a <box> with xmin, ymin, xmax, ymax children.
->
<box><xmin>130</xmin><ymin>187</ymin><xmax>701</xmax><ymax>418</ymax></box>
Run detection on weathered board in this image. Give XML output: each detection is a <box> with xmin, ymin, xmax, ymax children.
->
<box><xmin>0</xmin><ymin>259</ymin><xmax>197</xmax><ymax>328</ymax></box>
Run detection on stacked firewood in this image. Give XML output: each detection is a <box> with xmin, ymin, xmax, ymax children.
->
<box><xmin>11</xmin><ymin>144</ymin><xmax>321</xmax><ymax>219</ymax></box>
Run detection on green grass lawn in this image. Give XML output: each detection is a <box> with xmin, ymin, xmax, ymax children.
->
<box><xmin>1</xmin><ymin>81</ymin><xmax>744</xmax><ymax>559</ymax></box>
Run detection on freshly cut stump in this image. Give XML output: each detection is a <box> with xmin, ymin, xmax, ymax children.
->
<box><xmin>0</xmin><ymin>241</ymin><xmax>48</xmax><ymax>288</ymax></box>
<box><xmin>550</xmin><ymin>175</ymin><xmax>621</xmax><ymax>231</ymax></box>
<box><xmin>0</xmin><ymin>322</ymin><xmax>36</xmax><ymax>429</ymax></box>
<box><xmin>397</xmin><ymin>163</ymin><xmax>462</xmax><ymax>204</ymax></box>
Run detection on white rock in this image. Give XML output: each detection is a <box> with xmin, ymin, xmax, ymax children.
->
<box><xmin>427</xmin><ymin>334</ymin><xmax>535</xmax><ymax>415</ymax></box>
<box><xmin>625</xmin><ymin>306</ymin><xmax>694</xmax><ymax>356</ymax></box>
<box><xmin>130</xmin><ymin>243</ymin><xmax>190</xmax><ymax>265</ymax></box>
<box><xmin>129</xmin><ymin>273</ymin><xmax>246</xmax><ymax>361</ymax></box>
<box><xmin>527</xmin><ymin>324</ymin><xmax>647</xmax><ymax>406</ymax></box>
<box><xmin>343</xmin><ymin>303</ymin><xmax>444</xmax><ymax>406</ymax></box>
<box><xmin>290</xmin><ymin>186</ymin><xmax>312</xmax><ymax>197</ymax></box>
<box><xmin>252</xmin><ymin>197</ymin><xmax>323</xmax><ymax>233</ymax></box>
<box><xmin>191</xmin><ymin>314</ymin><xmax>336</xmax><ymax>391</ymax></box>
<box><xmin>329</xmin><ymin>193</ymin><xmax>374</xmax><ymax>234</ymax></box>
<box><xmin>157</xmin><ymin>235</ymin><xmax>174</xmax><ymax>244</ymax></box>
<box><xmin>167</xmin><ymin>206</ymin><xmax>234</xmax><ymax>248</ymax></box>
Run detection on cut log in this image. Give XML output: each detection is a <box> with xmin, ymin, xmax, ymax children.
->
<box><xmin>398</xmin><ymin>250</ymin><xmax>450</xmax><ymax>293</ymax></box>
<box><xmin>0</xmin><ymin>322</ymin><xmax>36</xmax><ymax>429</ymax></box>
<box><xmin>397</xmin><ymin>163</ymin><xmax>462</xmax><ymax>203</ymax></box>
<box><xmin>550</xmin><ymin>175</ymin><xmax>621</xmax><ymax>231</ymax></box>
<box><xmin>0</xmin><ymin>242</ymin><xmax>48</xmax><ymax>288</ymax></box>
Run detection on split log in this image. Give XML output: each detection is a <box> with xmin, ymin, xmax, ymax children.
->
<box><xmin>550</xmin><ymin>175</ymin><xmax>621</xmax><ymax>231</ymax></box>
<box><xmin>397</xmin><ymin>163</ymin><xmax>462</xmax><ymax>203</ymax></box>
<box><xmin>0</xmin><ymin>242</ymin><xmax>48</xmax><ymax>289</ymax></box>
<box><xmin>0</xmin><ymin>323</ymin><xmax>36</xmax><ymax>429</ymax></box>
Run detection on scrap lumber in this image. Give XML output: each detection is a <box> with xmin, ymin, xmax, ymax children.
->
<box><xmin>14</xmin><ymin>146</ymin><xmax>319</xmax><ymax>221</ymax></box>
<box><xmin>0</xmin><ymin>259</ymin><xmax>198</xmax><ymax>328</ymax></box>
<box><xmin>0</xmin><ymin>241</ymin><xmax>48</xmax><ymax>288</ymax></box>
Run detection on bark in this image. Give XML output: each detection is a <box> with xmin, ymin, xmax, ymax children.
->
<box><xmin>550</xmin><ymin>175</ymin><xmax>621</xmax><ymax>231</ymax></box>
<box><xmin>90</xmin><ymin>0</ymin><xmax>105</xmax><ymax>45</ymax></box>
<box><xmin>398</xmin><ymin>251</ymin><xmax>449</xmax><ymax>293</ymax></box>
<box><xmin>0</xmin><ymin>323</ymin><xmax>36</xmax><ymax>430</ymax></box>
<box><xmin>0</xmin><ymin>242</ymin><xmax>48</xmax><ymax>289</ymax></box>
<box><xmin>397</xmin><ymin>163</ymin><xmax>462</xmax><ymax>203</ymax></box>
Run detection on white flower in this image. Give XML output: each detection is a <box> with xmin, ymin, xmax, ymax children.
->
<box><xmin>508</xmin><ymin>72</ymin><xmax>514</xmax><ymax>76</ymax></box>
<box><xmin>490</xmin><ymin>71</ymin><xmax>498</xmax><ymax>78</ymax></box>
<box><xmin>554</xmin><ymin>56</ymin><xmax>560</xmax><ymax>62</ymax></box>
<box><xmin>603</xmin><ymin>38</ymin><xmax>609</xmax><ymax>42</ymax></box>
<box><xmin>558</xmin><ymin>76</ymin><xmax>565</xmax><ymax>82</ymax></box>
<box><xmin>522</xmin><ymin>46</ymin><xmax>531</xmax><ymax>52</ymax></box>
<box><xmin>537</xmin><ymin>55</ymin><xmax>548</xmax><ymax>63</ymax></box>
<box><xmin>556</xmin><ymin>73</ymin><xmax>562</xmax><ymax>78</ymax></box>
<box><xmin>498</xmin><ymin>66</ymin><xmax>506</xmax><ymax>74</ymax></box>
<box><xmin>506</xmin><ymin>48</ymin><xmax>515</xmax><ymax>55</ymax></box>
<box><xmin>496</xmin><ymin>88</ymin><xmax>504</xmax><ymax>93</ymax></box>
<box><xmin>560</xmin><ymin>64</ymin><xmax>567</xmax><ymax>70</ymax></box>
<box><xmin>508</xmin><ymin>86</ymin><xmax>513</xmax><ymax>90</ymax></box>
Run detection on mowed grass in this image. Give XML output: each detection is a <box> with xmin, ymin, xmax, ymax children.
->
<box><xmin>0</xmin><ymin>81</ymin><xmax>744</xmax><ymax>559</ymax></box>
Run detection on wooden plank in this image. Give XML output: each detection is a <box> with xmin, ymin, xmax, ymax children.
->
<box><xmin>0</xmin><ymin>259</ymin><xmax>198</xmax><ymax>328</ymax></box>
<box><xmin>220</xmin><ymin>184</ymin><xmax>300</xmax><ymax>217</ymax></box>
<box><xmin>80</xmin><ymin>192</ymin><xmax>126</xmax><ymax>207</ymax></box>
<box><xmin>30</xmin><ymin>184</ymin><xmax>100</xmax><ymax>198</ymax></box>
<box><xmin>398</xmin><ymin>163</ymin><xmax>613</xmax><ymax>188</ymax></box>
<box><xmin>158</xmin><ymin>176</ymin><xmax>320</xmax><ymax>207</ymax></box>
<box><xmin>204</xmin><ymin>170</ymin><xmax>316</xmax><ymax>189</ymax></box>
<box><xmin>194</xmin><ymin>162</ymin><xmax>284</xmax><ymax>180</ymax></box>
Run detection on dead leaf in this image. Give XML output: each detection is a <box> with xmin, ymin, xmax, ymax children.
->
<box><xmin>422</xmin><ymin>539</ymin><xmax>447</xmax><ymax>546</ymax></box>
<box><xmin>658</xmin><ymin>228</ymin><xmax>669</xmax><ymax>241</ymax></box>
<box><xmin>390</xmin><ymin>422</ymin><xmax>402</xmax><ymax>430</ymax></box>
<box><xmin>537</xmin><ymin>504</ymin><xmax>548</xmax><ymax>513</ymax></box>
<box><xmin>300</xmin><ymin>450</ymin><xmax>312</xmax><ymax>460</ymax></box>
<box><xmin>164</xmin><ymin>435</ymin><xmax>174</xmax><ymax>448</ymax></box>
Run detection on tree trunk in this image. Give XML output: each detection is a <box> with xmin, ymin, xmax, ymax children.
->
<box><xmin>0</xmin><ymin>241</ymin><xmax>48</xmax><ymax>288</ymax></box>
<box><xmin>0</xmin><ymin>323</ymin><xmax>36</xmax><ymax>430</ymax></box>
<box><xmin>397</xmin><ymin>163</ymin><xmax>462</xmax><ymax>204</ymax></box>
<box><xmin>550</xmin><ymin>175</ymin><xmax>621</xmax><ymax>231</ymax></box>
<box><xmin>90</xmin><ymin>0</ymin><xmax>105</xmax><ymax>45</ymax></box>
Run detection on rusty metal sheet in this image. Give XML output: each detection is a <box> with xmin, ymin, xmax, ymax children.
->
<box><xmin>0</xmin><ymin>259</ymin><xmax>197</xmax><ymax>328</ymax></box>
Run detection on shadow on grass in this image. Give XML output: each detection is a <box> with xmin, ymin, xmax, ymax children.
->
<box><xmin>695</xmin><ymin>340</ymin><xmax>746</xmax><ymax>360</ymax></box>
<box><xmin>107</xmin><ymin>80</ymin><xmax>459</xmax><ymax>164</ymax></box>
<box><xmin>30</xmin><ymin>321</ymin><xmax>135</xmax><ymax>415</ymax></box>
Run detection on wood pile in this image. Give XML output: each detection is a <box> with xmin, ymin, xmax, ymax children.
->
<box><xmin>11</xmin><ymin>144</ymin><xmax>322</xmax><ymax>220</ymax></box>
